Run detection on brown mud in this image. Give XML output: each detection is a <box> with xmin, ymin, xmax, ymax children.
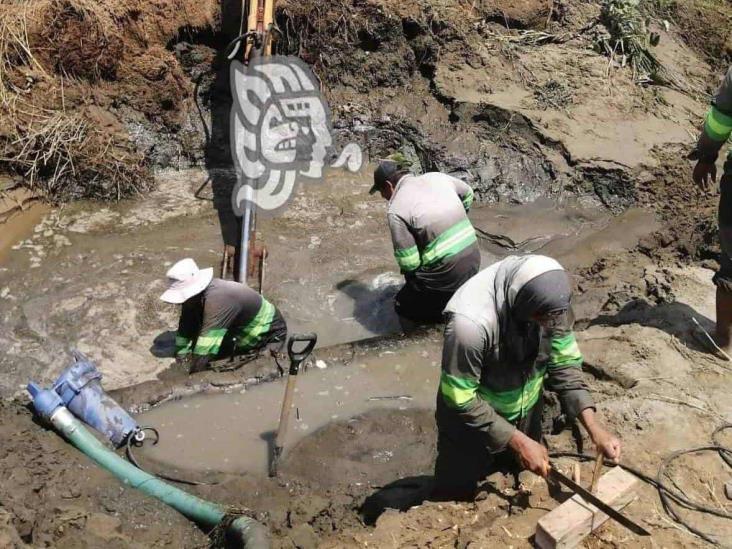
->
<box><xmin>2</xmin><ymin>0</ymin><xmax>732</xmax><ymax>547</ymax></box>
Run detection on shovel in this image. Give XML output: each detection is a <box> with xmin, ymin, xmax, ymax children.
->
<box><xmin>269</xmin><ymin>332</ymin><xmax>317</xmax><ymax>477</ymax></box>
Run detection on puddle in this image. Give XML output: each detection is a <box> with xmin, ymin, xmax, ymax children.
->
<box><xmin>136</xmin><ymin>339</ymin><xmax>442</xmax><ymax>475</ymax></box>
<box><xmin>0</xmin><ymin>202</ymin><xmax>49</xmax><ymax>264</ymax></box>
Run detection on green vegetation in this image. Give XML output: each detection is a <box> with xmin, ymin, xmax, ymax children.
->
<box><xmin>596</xmin><ymin>0</ymin><xmax>663</xmax><ymax>83</ymax></box>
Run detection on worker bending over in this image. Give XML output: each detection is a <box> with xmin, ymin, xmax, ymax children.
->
<box><xmin>370</xmin><ymin>157</ymin><xmax>481</xmax><ymax>323</ymax></box>
<box><xmin>434</xmin><ymin>254</ymin><xmax>620</xmax><ymax>500</ymax></box>
<box><xmin>160</xmin><ymin>258</ymin><xmax>287</xmax><ymax>373</ymax></box>
<box><xmin>692</xmin><ymin>66</ymin><xmax>732</xmax><ymax>352</ymax></box>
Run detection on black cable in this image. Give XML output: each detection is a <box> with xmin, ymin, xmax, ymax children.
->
<box><xmin>224</xmin><ymin>31</ymin><xmax>254</xmax><ymax>61</ymax></box>
<box><xmin>125</xmin><ymin>427</ymin><xmax>217</xmax><ymax>487</ymax></box>
<box><xmin>712</xmin><ymin>424</ymin><xmax>732</xmax><ymax>468</ymax></box>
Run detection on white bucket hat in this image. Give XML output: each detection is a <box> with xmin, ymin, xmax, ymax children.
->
<box><xmin>159</xmin><ymin>258</ymin><xmax>214</xmax><ymax>304</ymax></box>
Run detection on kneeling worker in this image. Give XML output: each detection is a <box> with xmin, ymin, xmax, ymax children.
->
<box><xmin>434</xmin><ymin>254</ymin><xmax>620</xmax><ymax>500</ymax></box>
<box><xmin>370</xmin><ymin>156</ymin><xmax>481</xmax><ymax>323</ymax></box>
<box><xmin>160</xmin><ymin>258</ymin><xmax>287</xmax><ymax>373</ymax></box>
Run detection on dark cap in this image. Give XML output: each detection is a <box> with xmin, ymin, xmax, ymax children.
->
<box><xmin>370</xmin><ymin>152</ymin><xmax>416</xmax><ymax>194</ymax></box>
<box><xmin>369</xmin><ymin>160</ymin><xmax>400</xmax><ymax>195</ymax></box>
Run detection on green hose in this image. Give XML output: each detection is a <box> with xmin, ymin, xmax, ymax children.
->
<box><xmin>52</xmin><ymin>408</ymin><xmax>269</xmax><ymax>547</ymax></box>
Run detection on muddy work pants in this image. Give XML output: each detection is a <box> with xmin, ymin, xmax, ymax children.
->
<box><xmin>198</xmin><ymin>309</ymin><xmax>288</xmax><ymax>374</ymax></box>
<box><xmin>433</xmin><ymin>393</ymin><xmax>544</xmax><ymax>501</ymax></box>
<box><xmin>714</xmin><ymin>158</ymin><xmax>732</xmax><ymax>292</ymax></box>
<box><xmin>394</xmin><ymin>280</ymin><xmax>455</xmax><ymax>324</ymax></box>
<box><xmin>395</xmin><ymin>247</ymin><xmax>481</xmax><ymax>324</ymax></box>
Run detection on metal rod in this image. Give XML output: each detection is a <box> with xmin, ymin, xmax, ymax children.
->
<box><xmin>238</xmin><ymin>185</ymin><xmax>253</xmax><ymax>284</ymax></box>
<box><xmin>258</xmin><ymin>246</ymin><xmax>266</xmax><ymax>293</ymax></box>
<box><xmin>221</xmin><ymin>246</ymin><xmax>229</xmax><ymax>279</ymax></box>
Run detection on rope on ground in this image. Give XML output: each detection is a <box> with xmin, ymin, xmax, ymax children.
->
<box><xmin>550</xmin><ymin>424</ymin><xmax>732</xmax><ymax>546</ymax></box>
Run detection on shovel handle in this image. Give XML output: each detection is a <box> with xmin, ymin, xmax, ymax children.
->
<box><xmin>287</xmin><ymin>333</ymin><xmax>317</xmax><ymax>370</ymax></box>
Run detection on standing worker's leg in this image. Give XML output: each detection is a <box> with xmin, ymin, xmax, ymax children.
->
<box><xmin>432</xmin><ymin>396</ymin><xmax>493</xmax><ymax>501</ymax></box>
<box><xmin>714</xmin><ymin>159</ymin><xmax>732</xmax><ymax>352</ymax></box>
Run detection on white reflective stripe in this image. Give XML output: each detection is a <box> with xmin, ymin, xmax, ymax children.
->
<box><xmin>507</xmin><ymin>256</ymin><xmax>565</xmax><ymax>306</ymax></box>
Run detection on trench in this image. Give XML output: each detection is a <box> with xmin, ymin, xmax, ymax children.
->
<box><xmin>1</xmin><ymin>157</ymin><xmax>659</xmax><ymax>473</ymax></box>
<box><xmin>115</xmin><ymin>169</ymin><xmax>659</xmax><ymax>481</ymax></box>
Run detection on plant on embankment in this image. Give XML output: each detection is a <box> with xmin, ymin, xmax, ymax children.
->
<box><xmin>594</xmin><ymin>0</ymin><xmax>663</xmax><ymax>82</ymax></box>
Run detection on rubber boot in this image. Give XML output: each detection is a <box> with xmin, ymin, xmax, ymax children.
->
<box><xmin>715</xmin><ymin>287</ymin><xmax>732</xmax><ymax>354</ymax></box>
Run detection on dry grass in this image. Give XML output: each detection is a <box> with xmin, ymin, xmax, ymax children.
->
<box><xmin>1</xmin><ymin>106</ymin><xmax>149</xmax><ymax>200</ymax></box>
<box><xmin>0</xmin><ymin>0</ymin><xmax>150</xmax><ymax>201</ymax></box>
<box><xmin>0</xmin><ymin>2</ymin><xmax>47</xmax><ymax>103</ymax></box>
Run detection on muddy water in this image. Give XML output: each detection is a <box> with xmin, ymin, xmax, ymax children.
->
<box><xmin>0</xmin><ymin>166</ymin><xmax>658</xmax><ymax>397</ymax></box>
<box><xmin>261</xmin><ymin>174</ymin><xmax>658</xmax><ymax>347</ymax></box>
<box><xmin>137</xmin><ymin>339</ymin><xmax>442</xmax><ymax>474</ymax></box>
<box><xmin>134</xmin><ymin>188</ymin><xmax>658</xmax><ymax>476</ymax></box>
<box><xmin>0</xmin><ymin>202</ymin><xmax>49</xmax><ymax>264</ymax></box>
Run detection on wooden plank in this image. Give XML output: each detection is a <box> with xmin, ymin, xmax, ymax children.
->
<box><xmin>535</xmin><ymin>466</ymin><xmax>640</xmax><ymax>549</ymax></box>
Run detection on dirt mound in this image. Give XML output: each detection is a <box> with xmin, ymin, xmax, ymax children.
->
<box><xmin>39</xmin><ymin>0</ymin><xmax>124</xmax><ymax>81</ymax></box>
<box><xmin>0</xmin><ymin>0</ymin><xmax>217</xmax><ymax>201</ymax></box>
<box><xmin>276</xmin><ymin>0</ymin><xmax>712</xmax><ymax>219</ymax></box>
<box><xmin>661</xmin><ymin>0</ymin><xmax>731</xmax><ymax>68</ymax></box>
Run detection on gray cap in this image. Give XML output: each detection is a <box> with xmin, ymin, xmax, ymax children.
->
<box><xmin>369</xmin><ymin>160</ymin><xmax>400</xmax><ymax>195</ymax></box>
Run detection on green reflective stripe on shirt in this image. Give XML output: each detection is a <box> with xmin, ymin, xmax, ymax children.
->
<box><xmin>394</xmin><ymin>245</ymin><xmax>420</xmax><ymax>272</ymax></box>
<box><xmin>421</xmin><ymin>219</ymin><xmax>477</xmax><ymax>267</ymax></box>
<box><xmin>440</xmin><ymin>372</ymin><xmax>479</xmax><ymax>409</ymax></box>
<box><xmin>705</xmin><ymin>106</ymin><xmax>732</xmax><ymax>142</ymax></box>
<box><xmin>462</xmin><ymin>189</ymin><xmax>474</xmax><ymax>210</ymax></box>
<box><xmin>175</xmin><ymin>335</ymin><xmax>192</xmax><ymax>355</ymax></box>
<box><xmin>236</xmin><ymin>299</ymin><xmax>276</xmax><ymax>350</ymax></box>
<box><xmin>193</xmin><ymin>328</ymin><xmax>227</xmax><ymax>356</ymax></box>
<box><xmin>548</xmin><ymin>333</ymin><xmax>583</xmax><ymax>368</ymax></box>
<box><xmin>476</xmin><ymin>369</ymin><xmax>545</xmax><ymax>422</ymax></box>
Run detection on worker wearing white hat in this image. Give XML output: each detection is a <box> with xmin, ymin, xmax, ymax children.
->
<box><xmin>161</xmin><ymin>258</ymin><xmax>287</xmax><ymax>373</ymax></box>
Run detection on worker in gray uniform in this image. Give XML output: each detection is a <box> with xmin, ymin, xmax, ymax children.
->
<box><xmin>370</xmin><ymin>158</ymin><xmax>481</xmax><ymax>323</ymax></box>
<box><xmin>434</xmin><ymin>254</ymin><xmax>621</xmax><ymax>500</ymax></box>
<box><xmin>692</xmin><ymin>66</ymin><xmax>732</xmax><ymax>352</ymax></box>
<box><xmin>160</xmin><ymin>258</ymin><xmax>287</xmax><ymax>373</ymax></box>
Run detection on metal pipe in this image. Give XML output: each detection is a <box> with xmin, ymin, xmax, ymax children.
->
<box><xmin>238</xmin><ymin>185</ymin><xmax>254</xmax><ymax>283</ymax></box>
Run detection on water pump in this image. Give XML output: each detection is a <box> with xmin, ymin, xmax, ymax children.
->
<box><xmin>28</xmin><ymin>350</ymin><xmax>143</xmax><ymax>447</ymax></box>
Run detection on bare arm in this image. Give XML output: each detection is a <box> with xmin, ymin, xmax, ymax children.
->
<box><xmin>579</xmin><ymin>407</ymin><xmax>622</xmax><ymax>462</ymax></box>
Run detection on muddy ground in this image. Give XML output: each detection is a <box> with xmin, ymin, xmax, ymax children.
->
<box><xmin>2</xmin><ymin>0</ymin><xmax>732</xmax><ymax>547</ymax></box>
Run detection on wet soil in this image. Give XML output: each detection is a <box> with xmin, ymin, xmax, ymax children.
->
<box><xmin>0</xmin><ymin>159</ymin><xmax>679</xmax><ymax>548</ymax></box>
<box><xmin>3</xmin><ymin>261</ymin><xmax>732</xmax><ymax>548</ymax></box>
